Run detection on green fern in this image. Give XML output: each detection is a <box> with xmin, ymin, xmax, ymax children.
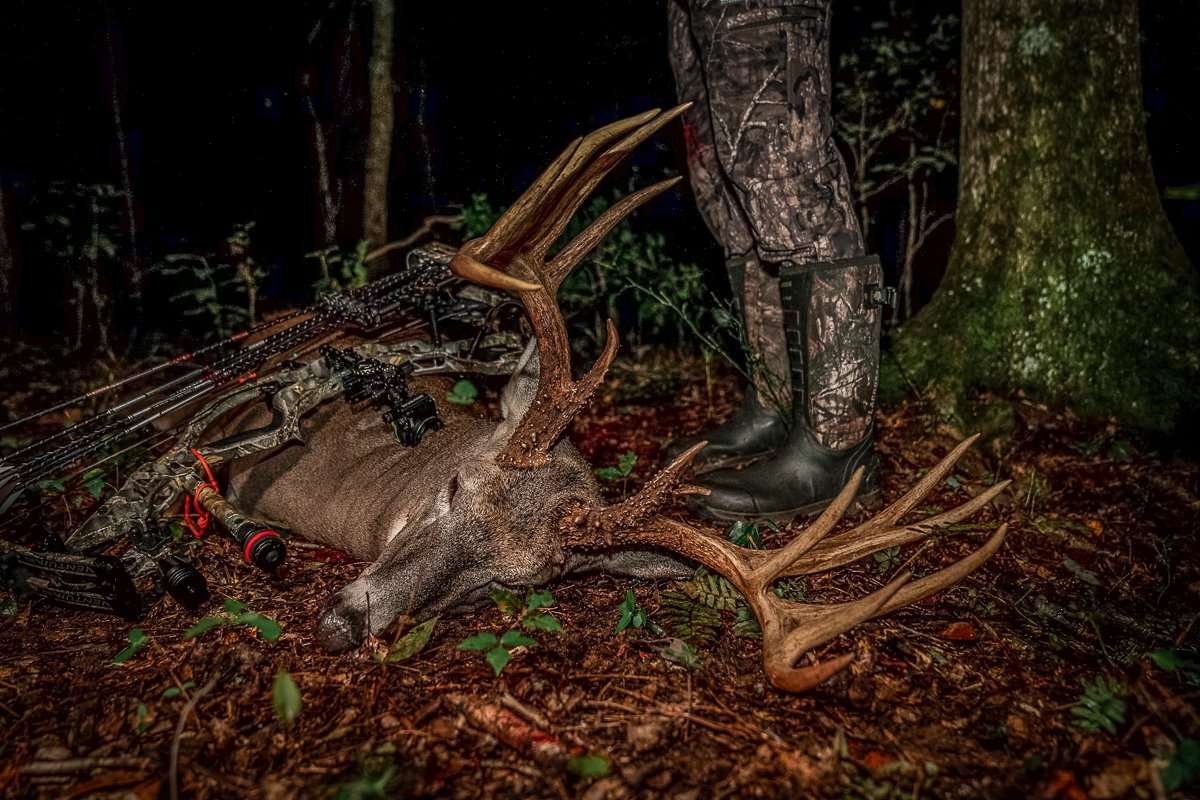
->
<box><xmin>1070</xmin><ymin>676</ymin><xmax>1127</xmax><ymax>735</ymax></box>
<box><xmin>657</xmin><ymin>589</ymin><xmax>723</xmax><ymax>647</ymax></box>
<box><xmin>733</xmin><ymin>605</ymin><xmax>762</xmax><ymax>639</ymax></box>
<box><xmin>679</xmin><ymin>569</ymin><xmax>742</xmax><ymax>611</ymax></box>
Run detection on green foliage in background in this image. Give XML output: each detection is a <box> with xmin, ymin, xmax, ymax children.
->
<box><xmin>306</xmin><ymin>239</ymin><xmax>370</xmax><ymax>296</ymax></box>
<box><xmin>156</xmin><ymin>221</ymin><xmax>264</xmax><ymax>339</ymax></box>
<box><xmin>460</xmin><ymin>189</ymin><xmax>717</xmax><ymax>353</ymax></box>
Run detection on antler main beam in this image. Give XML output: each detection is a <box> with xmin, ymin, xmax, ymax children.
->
<box><xmin>450</xmin><ymin>104</ymin><xmax>690</xmax><ymax>467</ymax></box>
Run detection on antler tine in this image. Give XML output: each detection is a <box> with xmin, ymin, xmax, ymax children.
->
<box><xmin>475</xmin><ymin>108</ymin><xmax>660</xmax><ymax>264</ymax></box>
<box><xmin>450</xmin><ymin>105</ymin><xmax>691</xmax><ymax>468</ymax></box>
<box><xmin>777</xmin><ymin>479</ymin><xmax>1012</xmax><ymax>576</ymax></box>
<box><xmin>564</xmin><ymin>436</ymin><xmax>1010</xmax><ymax>692</ymax></box>
<box><xmin>763</xmin><ymin>570</ymin><xmax>912</xmax><ymax>692</ymax></box>
<box><xmin>860</xmin><ymin>434</ymin><xmax>981</xmax><ymax>533</ymax></box>
<box><xmin>572</xmin><ymin>441</ymin><xmax>708</xmax><ymax>542</ymax></box>
<box><xmin>749</xmin><ymin>466</ymin><xmax>865</xmax><ymax>585</ymax></box>
<box><xmin>872</xmin><ymin>523</ymin><xmax>1008</xmax><ymax>617</ymax></box>
<box><xmin>523</xmin><ymin>103</ymin><xmax>691</xmax><ymax>265</ymax></box>
<box><xmin>546</xmin><ymin>175</ymin><xmax>684</xmax><ymax>290</ymax></box>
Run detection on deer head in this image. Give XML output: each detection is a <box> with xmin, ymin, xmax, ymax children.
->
<box><xmin>306</xmin><ymin>105</ymin><xmax>1010</xmax><ymax>691</ymax></box>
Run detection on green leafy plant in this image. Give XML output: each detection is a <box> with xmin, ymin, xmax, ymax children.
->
<box><xmin>462</xmin><ymin>193</ymin><xmax>502</xmax><ymax>239</ymax></box>
<box><xmin>331</xmin><ymin>766</ymin><xmax>399</xmax><ymax>800</ymax></box>
<box><xmin>661</xmin><ymin>638</ymin><xmax>703</xmax><ymax>670</ymax></box>
<box><xmin>272</xmin><ymin>669</ymin><xmax>302</xmax><ymax>726</ymax></box>
<box><xmin>1070</xmin><ymin>675</ymin><xmax>1127</xmax><ymax>735</ymax></box>
<box><xmin>874</xmin><ymin>545</ymin><xmax>902</xmax><ymax>574</ymax></box>
<box><xmin>1149</xmin><ymin>649</ymin><xmax>1200</xmax><ymax>687</ymax></box>
<box><xmin>81</xmin><ymin>467</ymin><xmax>108</xmax><ymax>500</ymax></box>
<box><xmin>1162</xmin><ymin>738</ymin><xmax>1200</xmax><ymax>794</ymax></box>
<box><xmin>458</xmin><ymin>589</ymin><xmax>561</xmax><ymax>676</ymax></box>
<box><xmin>376</xmin><ymin>618</ymin><xmax>438</xmax><ymax>664</ymax></box>
<box><xmin>157</xmin><ymin>221</ymin><xmax>264</xmax><ymax>339</ymax></box>
<box><xmin>727</xmin><ymin>520</ymin><xmax>770</xmax><ymax>549</ymax></box>
<box><xmin>162</xmin><ymin>681</ymin><xmax>195</xmax><ymax>699</ymax></box>
<box><xmin>133</xmin><ymin>702</ymin><xmax>149</xmax><ymax>735</ymax></box>
<box><xmin>567</xmin><ymin>753</ymin><xmax>611</xmax><ymax>780</ymax></box>
<box><xmin>595</xmin><ymin>451</ymin><xmax>637</xmax><ymax>482</ymax></box>
<box><xmin>112</xmin><ymin>627</ymin><xmax>148</xmax><ymax>665</ymax></box>
<box><xmin>306</xmin><ymin>239</ymin><xmax>369</xmax><ymax>296</ymax></box>
<box><xmin>184</xmin><ymin>598</ymin><xmax>282</xmax><ymax>642</ymax></box>
<box><xmin>614</xmin><ymin>589</ymin><xmax>647</xmax><ymax>634</ymax></box>
<box><xmin>446</xmin><ymin>379</ymin><xmax>478</xmax><ymax>406</ymax></box>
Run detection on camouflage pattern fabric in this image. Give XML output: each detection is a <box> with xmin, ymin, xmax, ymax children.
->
<box><xmin>668</xmin><ymin>0</ymin><xmax>868</xmax><ymax>417</ymax></box>
<box><xmin>779</xmin><ymin>257</ymin><xmax>881</xmax><ymax>450</ymax></box>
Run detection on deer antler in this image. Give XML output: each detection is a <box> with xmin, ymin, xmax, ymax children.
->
<box><xmin>450</xmin><ymin>104</ymin><xmax>690</xmax><ymax>467</ymax></box>
<box><xmin>452</xmin><ymin>109</ymin><xmax>1011</xmax><ymax>691</ymax></box>
<box><xmin>570</xmin><ymin>435</ymin><xmax>1010</xmax><ymax>692</ymax></box>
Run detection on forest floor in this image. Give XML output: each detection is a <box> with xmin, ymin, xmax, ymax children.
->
<box><xmin>1</xmin><ymin>348</ymin><xmax>1199</xmax><ymax>799</ymax></box>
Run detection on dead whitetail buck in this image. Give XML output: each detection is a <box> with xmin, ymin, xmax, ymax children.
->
<box><xmin>228</xmin><ymin>104</ymin><xmax>1011</xmax><ymax>692</ymax></box>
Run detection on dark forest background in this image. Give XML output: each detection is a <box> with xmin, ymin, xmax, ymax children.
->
<box><xmin>0</xmin><ymin>0</ymin><xmax>1196</xmax><ymax>354</ymax></box>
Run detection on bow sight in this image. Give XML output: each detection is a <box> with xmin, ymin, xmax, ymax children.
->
<box><xmin>0</xmin><ymin>242</ymin><xmax>524</xmax><ymax>618</ymax></box>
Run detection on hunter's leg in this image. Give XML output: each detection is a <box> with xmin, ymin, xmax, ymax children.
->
<box><xmin>665</xmin><ymin>0</ymin><xmax>789</xmax><ymax>473</ymax></box>
<box><xmin>685</xmin><ymin>0</ymin><xmax>887</xmax><ymax>522</ymax></box>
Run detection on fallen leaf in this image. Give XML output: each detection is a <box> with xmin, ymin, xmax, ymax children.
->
<box><xmin>939</xmin><ymin>622</ymin><xmax>979</xmax><ymax>641</ymax></box>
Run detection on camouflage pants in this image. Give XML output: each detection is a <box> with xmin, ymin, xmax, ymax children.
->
<box><xmin>668</xmin><ymin>0</ymin><xmax>866</xmax><ymax>414</ymax></box>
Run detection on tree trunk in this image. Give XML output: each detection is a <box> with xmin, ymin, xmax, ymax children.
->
<box><xmin>105</xmin><ymin>15</ymin><xmax>142</xmax><ymax>319</ymax></box>
<box><xmin>0</xmin><ymin>176</ymin><xmax>14</xmax><ymax>325</ymax></box>
<box><xmin>362</xmin><ymin>0</ymin><xmax>394</xmax><ymax>248</ymax></box>
<box><xmin>893</xmin><ymin>0</ymin><xmax>1198</xmax><ymax>431</ymax></box>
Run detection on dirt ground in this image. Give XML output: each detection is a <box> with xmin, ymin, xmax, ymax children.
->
<box><xmin>1</xmin><ymin>353</ymin><xmax>1198</xmax><ymax>799</ymax></box>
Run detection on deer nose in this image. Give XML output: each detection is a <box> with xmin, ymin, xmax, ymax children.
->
<box><xmin>316</xmin><ymin>603</ymin><xmax>365</xmax><ymax>652</ymax></box>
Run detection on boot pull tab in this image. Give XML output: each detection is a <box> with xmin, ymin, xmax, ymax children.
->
<box><xmin>864</xmin><ymin>284</ymin><xmax>896</xmax><ymax>310</ymax></box>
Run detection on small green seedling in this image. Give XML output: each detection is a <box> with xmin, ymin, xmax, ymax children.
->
<box><xmin>567</xmin><ymin>753</ymin><xmax>611</xmax><ymax>780</ymax></box>
<box><xmin>272</xmin><ymin>669</ymin><xmax>302</xmax><ymax>726</ymax></box>
<box><xmin>446</xmin><ymin>379</ymin><xmax>478</xmax><ymax>406</ymax></box>
<box><xmin>376</xmin><ymin>618</ymin><xmax>438</xmax><ymax>664</ymax></box>
<box><xmin>661</xmin><ymin>638</ymin><xmax>703</xmax><ymax>670</ymax></box>
<box><xmin>459</xmin><ymin>589</ymin><xmax>562</xmax><ymax>676</ymax></box>
<box><xmin>112</xmin><ymin>627</ymin><xmax>149</xmax><ymax>665</ymax></box>
<box><xmin>873</xmin><ymin>545</ymin><xmax>901</xmax><ymax>574</ymax></box>
<box><xmin>615</xmin><ymin>589</ymin><xmax>647</xmax><ymax>633</ymax></box>
<box><xmin>81</xmin><ymin>467</ymin><xmax>107</xmax><ymax>500</ymax></box>
<box><xmin>184</xmin><ymin>597</ymin><xmax>282</xmax><ymax>641</ymax></box>
<box><xmin>1149</xmin><ymin>649</ymin><xmax>1200</xmax><ymax>686</ymax></box>
<box><xmin>133</xmin><ymin>702</ymin><xmax>149</xmax><ymax>735</ymax></box>
<box><xmin>162</xmin><ymin>681</ymin><xmax>196</xmax><ymax>699</ymax></box>
<box><xmin>1162</xmin><ymin>738</ymin><xmax>1200</xmax><ymax>794</ymax></box>
<box><xmin>724</xmin><ymin>520</ymin><xmax>763</xmax><ymax>551</ymax></box>
<box><xmin>595</xmin><ymin>451</ymin><xmax>637</xmax><ymax>482</ymax></box>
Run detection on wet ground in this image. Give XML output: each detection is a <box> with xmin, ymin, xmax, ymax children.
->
<box><xmin>1</xmin><ymin>351</ymin><xmax>1198</xmax><ymax>799</ymax></box>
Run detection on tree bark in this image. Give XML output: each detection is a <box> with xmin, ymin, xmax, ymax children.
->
<box><xmin>0</xmin><ymin>176</ymin><xmax>14</xmax><ymax>324</ymax></box>
<box><xmin>362</xmin><ymin>0</ymin><xmax>395</xmax><ymax>248</ymax></box>
<box><xmin>893</xmin><ymin>0</ymin><xmax>1198</xmax><ymax>431</ymax></box>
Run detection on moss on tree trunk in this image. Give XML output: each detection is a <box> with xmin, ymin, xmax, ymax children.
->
<box><xmin>892</xmin><ymin>0</ymin><xmax>1199</xmax><ymax>431</ymax></box>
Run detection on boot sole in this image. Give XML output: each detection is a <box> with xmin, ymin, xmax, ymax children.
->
<box><xmin>690</xmin><ymin>488</ymin><xmax>880</xmax><ymax>526</ymax></box>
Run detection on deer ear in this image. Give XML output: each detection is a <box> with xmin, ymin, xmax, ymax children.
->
<box><xmin>497</xmin><ymin>337</ymin><xmax>540</xmax><ymax>425</ymax></box>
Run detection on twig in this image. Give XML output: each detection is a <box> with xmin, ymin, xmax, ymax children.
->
<box><xmin>21</xmin><ymin>756</ymin><xmax>152</xmax><ymax>775</ymax></box>
<box><xmin>169</xmin><ymin>664</ymin><xmax>225</xmax><ymax>800</ymax></box>
<box><xmin>500</xmin><ymin>692</ymin><xmax>552</xmax><ymax>730</ymax></box>
<box><xmin>365</xmin><ymin>214</ymin><xmax>463</xmax><ymax>264</ymax></box>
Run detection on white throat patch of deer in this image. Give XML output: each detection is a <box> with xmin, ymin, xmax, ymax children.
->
<box><xmin>227</xmin><ymin>105</ymin><xmax>1011</xmax><ymax>692</ymax></box>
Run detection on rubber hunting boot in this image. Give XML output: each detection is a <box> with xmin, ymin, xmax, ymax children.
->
<box><xmin>691</xmin><ymin>255</ymin><xmax>889</xmax><ymax>523</ymax></box>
